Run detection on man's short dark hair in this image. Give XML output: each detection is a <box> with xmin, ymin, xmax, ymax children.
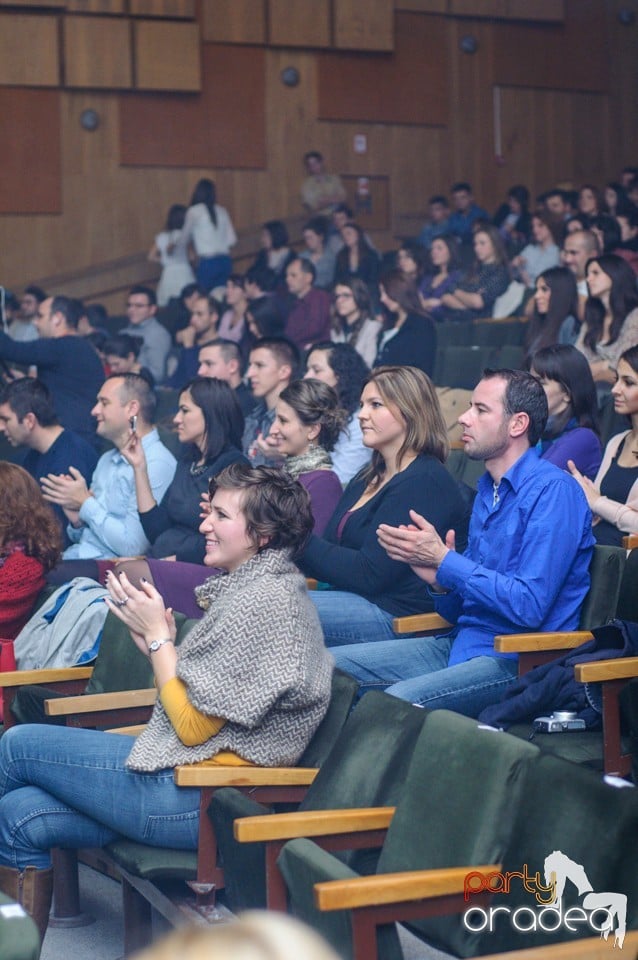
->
<box><xmin>129</xmin><ymin>285</ymin><xmax>157</xmax><ymax>308</ymax></box>
<box><xmin>0</xmin><ymin>377</ymin><xmax>58</xmax><ymax>427</ymax></box>
<box><xmin>292</xmin><ymin>257</ymin><xmax>316</xmax><ymax>283</ymax></box>
<box><xmin>483</xmin><ymin>368</ymin><xmax>548</xmax><ymax>447</ymax></box>
<box><xmin>106</xmin><ymin>372</ymin><xmax>157</xmax><ymax>424</ymax></box>
<box><xmin>23</xmin><ymin>285</ymin><xmax>47</xmax><ymax>303</ymax></box>
<box><xmin>429</xmin><ymin>194</ymin><xmax>449</xmax><ymax>207</ymax></box>
<box><xmin>250</xmin><ymin>337</ymin><xmax>300</xmax><ymax>377</ymax></box>
<box><xmin>452</xmin><ymin>182</ymin><xmax>472</xmax><ymax>194</ymax></box>
<box><xmin>51</xmin><ymin>295</ymin><xmax>83</xmax><ymax>330</ymax></box>
<box><xmin>304</xmin><ymin>216</ymin><xmax>329</xmax><ymax>240</ymax></box>
<box><xmin>545</xmin><ymin>188</ymin><xmax>567</xmax><ymax>203</ymax></box>
<box><xmin>104</xmin><ymin>333</ymin><xmax>143</xmax><ymax>360</ymax></box>
<box><xmin>245</xmin><ymin>264</ymin><xmax>277</xmax><ymax>293</ymax></box>
<box><xmin>333</xmin><ymin>202</ymin><xmax>353</xmax><ymax>218</ymax></box>
<box><xmin>199</xmin><ymin>337</ymin><xmax>242</xmax><ymax>365</ymax></box>
<box><xmin>304</xmin><ymin>150</ymin><xmax>323</xmax><ymax>164</ymax></box>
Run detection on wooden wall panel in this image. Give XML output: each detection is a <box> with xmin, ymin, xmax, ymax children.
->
<box><xmin>200</xmin><ymin>0</ymin><xmax>266</xmax><ymax>44</ymax></box>
<box><xmin>0</xmin><ymin>88</ymin><xmax>61</xmax><ymax>213</ymax></box>
<box><xmin>334</xmin><ymin>0</ymin><xmax>393</xmax><ymax>51</ymax></box>
<box><xmin>268</xmin><ymin>0</ymin><xmax>331</xmax><ymax>48</ymax></box>
<box><xmin>606</xmin><ymin>0</ymin><xmax>638</xmax><ymax>171</ymax></box>
<box><xmin>65</xmin><ymin>0</ymin><xmax>126</xmax><ymax>12</ymax></box>
<box><xmin>505</xmin><ymin>0</ymin><xmax>564</xmax><ymax>21</ymax></box>
<box><xmin>129</xmin><ymin>0</ymin><xmax>195</xmax><ymax>17</ymax></box>
<box><xmin>134</xmin><ymin>20</ymin><xmax>200</xmax><ymax>90</ymax></box>
<box><xmin>64</xmin><ymin>16</ymin><xmax>132</xmax><ymax>87</ymax></box>
<box><xmin>318</xmin><ymin>13</ymin><xmax>447</xmax><ymax>125</ymax></box>
<box><xmin>119</xmin><ymin>44</ymin><xmax>265</xmax><ymax>167</ymax></box>
<box><xmin>449</xmin><ymin>0</ymin><xmax>506</xmax><ymax>15</ymax></box>
<box><xmin>395</xmin><ymin>0</ymin><xmax>446</xmax><ymax>10</ymax></box>
<box><xmin>0</xmin><ymin>0</ymin><xmax>64</xmax><ymax>6</ymax></box>
<box><xmin>0</xmin><ymin>14</ymin><xmax>59</xmax><ymax>87</ymax></box>
<box><xmin>493</xmin><ymin>0</ymin><xmax>608</xmax><ymax>93</ymax></box>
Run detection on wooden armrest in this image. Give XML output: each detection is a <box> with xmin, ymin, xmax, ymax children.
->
<box><xmin>393</xmin><ymin>613</ymin><xmax>452</xmax><ymax>634</ymax></box>
<box><xmin>623</xmin><ymin>534</ymin><xmax>638</xmax><ymax>549</ymax></box>
<box><xmin>315</xmin><ymin>863</ymin><xmax>499</xmax><ymax>911</ymax></box>
<box><xmin>45</xmin><ymin>688</ymin><xmax>157</xmax><ymax>717</ymax></box>
<box><xmin>235</xmin><ymin>807</ymin><xmax>395</xmax><ymax>844</ymax></box>
<box><xmin>174</xmin><ymin>765</ymin><xmax>318</xmax><ymax>788</ymax></box>
<box><xmin>494</xmin><ymin>631</ymin><xmax>593</xmax><ymax>653</ymax></box>
<box><xmin>306</xmin><ymin>578</ymin><xmax>318</xmax><ymax>590</ymax></box>
<box><xmin>575</xmin><ymin>657</ymin><xmax>638</xmax><ymax>683</ymax></box>
<box><xmin>105</xmin><ymin>724</ymin><xmax>147</xmax><ymax>735</ymax></box>
<box><xmin>0</xmin><ymin>666</ymin><xmax>93</xmax><ymax>687</ymax></box>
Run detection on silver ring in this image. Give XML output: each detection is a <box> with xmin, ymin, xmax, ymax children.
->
<box><xmin>117</xmin><ymin>597</ymin><xmax>129</xmax><ymax>606</ymax></box>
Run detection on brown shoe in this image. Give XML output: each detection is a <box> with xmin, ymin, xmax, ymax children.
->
<box><xmin>0</xmin><ymin>864</ymin><xmax>53</xmax><ymax>945</ymax></box>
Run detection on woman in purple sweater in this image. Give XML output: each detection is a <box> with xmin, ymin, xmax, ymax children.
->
<box><xmin>528</xmin><ymin>344</ymin><xmax>602</xmax><ymax>479</ymax></box>
<box><xmin>268</xmin><ymin>379</ymin><xmax>346</xmax><ymax>535</ymax></box>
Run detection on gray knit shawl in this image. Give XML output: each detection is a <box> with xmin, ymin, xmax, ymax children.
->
<box><xmin>126</xmin><ymin>549</ymin><xmax>333</xmax><ymax>772</ymax></box>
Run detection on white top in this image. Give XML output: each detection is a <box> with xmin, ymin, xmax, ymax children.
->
<box><xmin>182</xmin><ymin>203</ymin><xmax>237</xmax><ymax>257</ymax></box>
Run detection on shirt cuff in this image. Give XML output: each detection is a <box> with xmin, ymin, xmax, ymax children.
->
<box><xmin>435</xmin><ymin>549</ymin><xmax>480</xmax><ymax>591</ymax></box>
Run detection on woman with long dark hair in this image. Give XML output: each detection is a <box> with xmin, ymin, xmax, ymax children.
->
<box><xmin>334</xmin><ymin>221</ymin><xmax>380</xmax><ymax>297</ymax></box>
<box><xmin>304</xmin><ymin>341</ymin><xmax>371</xmax><ymax>484</ymax></box>
<box><xmin>121</xmin><ymin>377</ymin><xmax>247</xmax><ymax>567</ymax></box>
<box><xmin>576</xmin><ymin>254</ymin><xmax>638</xmax><ymax>388</ymax></box>
<box><xmin>525</xmin><ymin>265</ymin><xmax>580</xmax><ymax>355</ymax></box>
<box><xmin>181</xmin><ymin>179</ymin><xmax>237</xmax><ymax>292</ymax></box>
<box><xmin>439</xmin><ymin>224</ymin><xmax>510</xmax><ymax>321</ymax></box>
<box><xmin>251</xmin><ymin>220</ymin><xmax>295</xmax><ymax>286</ymax></box>
<box><xmin>418</xmin><ymin>234</ymin><xmax>462</xmax><ymax>321</ymax></box>
<box><xmin>330</xmin><ymin>277</ymin><xmax>381</xmax><ymax>368</ymax></box>
<box><xmin>569</xmin><ymin>344</ymin><xmax>638</xmax><ymax>545</ymax></box>
<box><xmin>375</xmin><ymin>269</ymin><xmax>437</xmax><ymax>376</ymax></box>
<box><xmin>528</xmin><ymin>344</ymin><xmax>602</xmax><ymax>478</ymax></box>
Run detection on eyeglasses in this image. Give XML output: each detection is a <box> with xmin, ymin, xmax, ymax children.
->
<box><xmin>334</xmin><ymin>292</ymin><xmax>354</xmax><ymax>300</ymax></box>
<box><xmin>127</xmin><ymin>301</ymin><xmax>151</xmax><ymax>309</ymax></box>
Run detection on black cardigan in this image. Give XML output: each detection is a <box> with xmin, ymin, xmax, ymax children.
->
<box><xmin>374</xmin><ymin>313</ymin><xmax>437</xmax><ymax>378</ymax></box>
<box><xmin>298</xmin><ymin>454</ymin><xmax>469</xmax><ymax>617</ymax></box>
<box><xmin>142</xmin><ymin>446</ymin><xmax>248</xmax><ymax>564</ymax></box>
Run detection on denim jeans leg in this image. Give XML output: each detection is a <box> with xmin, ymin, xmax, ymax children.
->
<box><xmin>387</xmin><ymin>655</ymin><xmax>520</xmax><ymax>718</ymax></box>
<box><xmin>0</xmin><ymin>725</ymin><xmax>201</xmax><ymax>868</ymax></box>
<box><xmin>332</xmin><ymin>634</ymin><xmax>454</xmax><ymax>690</ymax></box>
<box><xmin>309</xmin><ymin>591</ymin><xmax>400</xmax><ymax>647</ymax></box>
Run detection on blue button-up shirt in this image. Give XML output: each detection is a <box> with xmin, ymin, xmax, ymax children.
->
<box><xmin>434</xmin><ymin>448</ymin><xmax>594</xmax><ymax>665</ymax></box>
<box><xmin>64</xmin><ymin>429</ymin><xmax>176</xmax><ymax>559</ymax></box>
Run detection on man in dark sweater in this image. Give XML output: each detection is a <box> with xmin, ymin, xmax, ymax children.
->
<box><xmin>0</xmin><ymin>295</ymin><xmax>104</xmax><ymax>446</ymax></box>
<box><xmin>284</xmin><ymin>258</ymin><xmax>331</xmax><ymax>352</ymax></box>
<box><xmin>0</xmin><ymin>377</ymin><xmax>98</xmax><ymax>545</ymax></box>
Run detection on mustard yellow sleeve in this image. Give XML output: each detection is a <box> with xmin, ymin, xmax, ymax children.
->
<box><xmin>159</xmin><ymin>677</ymin><xmax>226</xmax><ymax>747</ymax></box>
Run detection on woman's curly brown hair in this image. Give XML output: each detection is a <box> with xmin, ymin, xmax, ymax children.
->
<box><xmin>0</xmin><ymin>462</ymin><xmax>63</xmax><ymax>571</ymax></box>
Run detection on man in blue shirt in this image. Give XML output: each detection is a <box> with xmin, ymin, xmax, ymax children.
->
<box><xmin>40</xmin><ymin>374</ymin><xmax>176</xmax><ymax>560</ymax></box>
<box><xmin>332</xmin><ymin>369</ymin><xmax>595</xmax><ymax>717</ymax></box>
<box><xmin>448</xmin><ymin>181</ymin><xmax>489</xmax><ymax>245</ymax></box>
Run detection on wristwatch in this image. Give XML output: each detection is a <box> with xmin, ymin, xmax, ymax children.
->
<box><xmin>148</xmin><ymin>637</ymin><xmax>172</xmax><ymax>654</ymax></box>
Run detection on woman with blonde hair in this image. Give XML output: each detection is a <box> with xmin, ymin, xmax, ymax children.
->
<box><xmin>298</xmin><ymin>365</ymin><xmax>469</xmax><ymax>646</ymax></box>
<box><xmin>132</xmin><ymin>911</ymin><xmax>340</xmax><ymax>960</ymax></box>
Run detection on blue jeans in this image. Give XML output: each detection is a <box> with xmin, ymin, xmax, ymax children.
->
<box><xmin>196</xmin><ymin>254</ymin><xmax>232</xmax><ymax>292</ymax></box>
<box><xmin>332</xmin><ymin>633</ymin><xmax>519</xmax><ymax>718</ymax></box>
<box><xmin>0</xmin><ymin>726</ymin><xmax>200</xmax><ymax>870</ymax></box>
<box><xmin>310</xmin><ymin>591</ymin><xmax>404</xmax><ymax>648</ymax></box>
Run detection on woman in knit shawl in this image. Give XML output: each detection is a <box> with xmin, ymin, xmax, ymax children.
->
<box><xmin>0</xmin><ymin>464</ymin><xmax>332</xmax><ymax>943</ymax></box>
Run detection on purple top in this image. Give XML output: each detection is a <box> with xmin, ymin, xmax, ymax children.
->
<box><xmin>540</xmin><ymin>426</ymin><xmax>602</xmax><ymax>480</ymax></box>
<box><xmin>299</xmin><ymin>470</ymin><xmax>343</xmax><ymax>536</ymax></box>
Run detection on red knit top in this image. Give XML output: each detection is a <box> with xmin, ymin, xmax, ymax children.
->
<box><xmin>0</xmin><ymin>549</ymin><xmax>46</xmax><ymax>640</ymax></box>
